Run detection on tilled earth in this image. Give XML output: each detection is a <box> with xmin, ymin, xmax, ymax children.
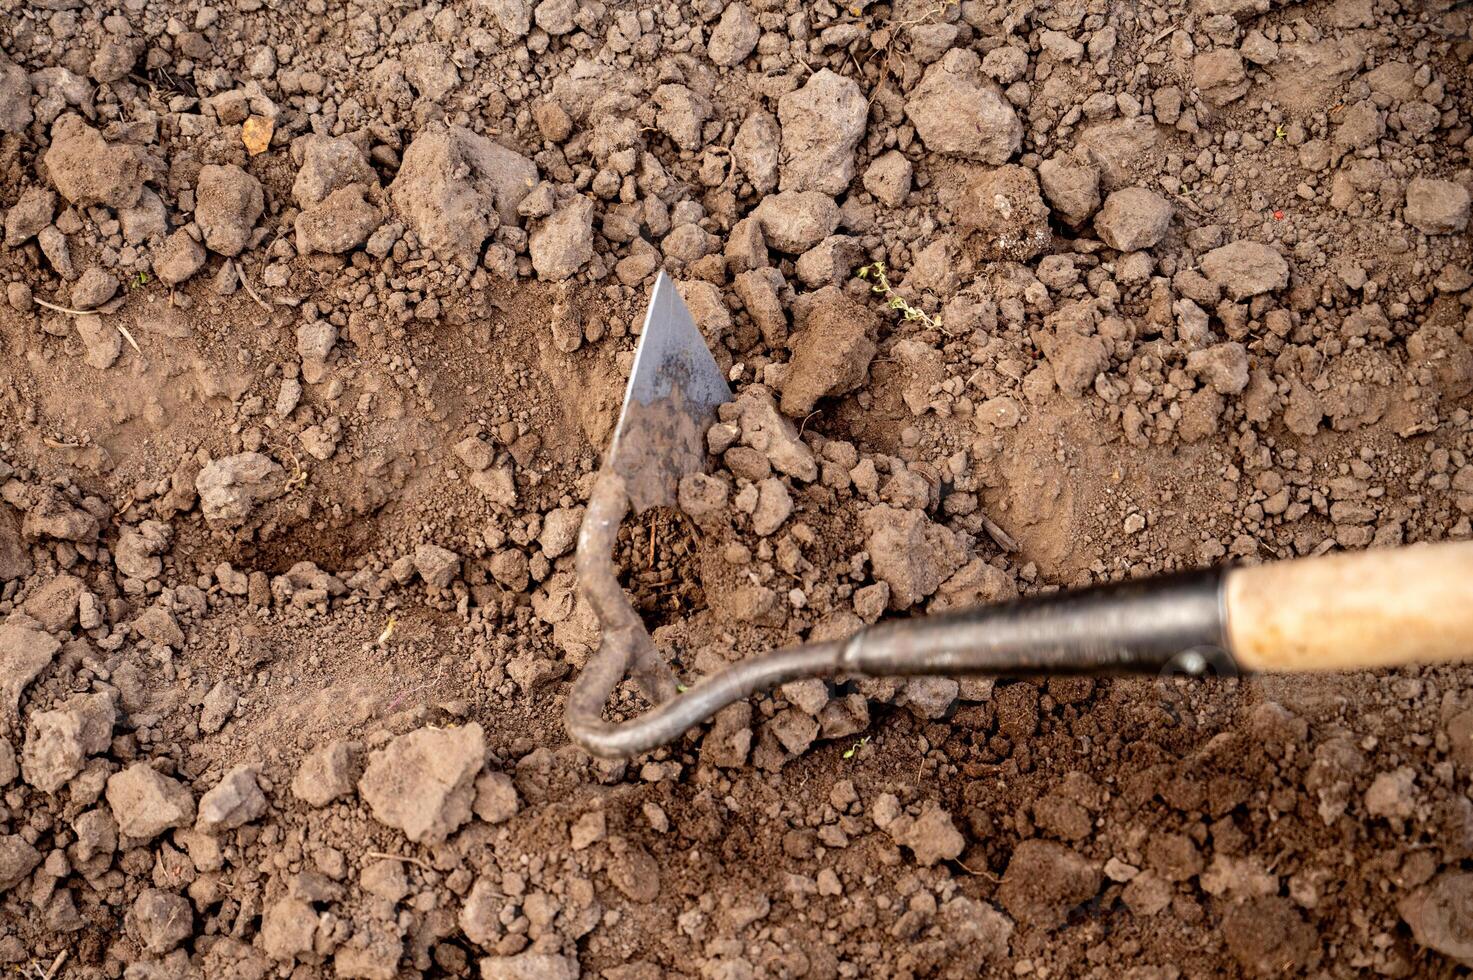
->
<box><xmin>2</xmin><ymin>0</ymin><xmax>1473</xmax><ymax>976</ymax></box>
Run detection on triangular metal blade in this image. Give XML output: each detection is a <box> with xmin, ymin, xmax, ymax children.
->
<box><xmin>607</xmin><ymin>270</ymin><xmax>732</xmax><ymax>514</ymax></box>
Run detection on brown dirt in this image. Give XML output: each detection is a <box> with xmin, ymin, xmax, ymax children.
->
<box><xmin>1</xmin><ymin>0</ymin><xmax>1472</xmax><ymax>977</ymax></box>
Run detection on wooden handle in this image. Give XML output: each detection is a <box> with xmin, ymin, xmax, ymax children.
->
<box><xmin>1224</xmin><ymin>541</ymin><xmax>1473</xmax><ymax>671</ymax></box>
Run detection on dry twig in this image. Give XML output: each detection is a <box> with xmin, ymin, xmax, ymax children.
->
<box><xmin>34</xmin><ymin>296</ymin><xmax>142</xmax><ymax>353</ymax></box>
<box><xmin>33</xmin><ymin>297</ymin><xmax>92</xmax><ymax>317</ymax></box>
<box><xmin>364</xmin><ymin>850</ymin><xmax>433</xmax><ymax>871</ymax></box>
<box><xmin>116</xmin><ymin>322</ymin><xmax>142</xmax><ymax>354</ymax></box>
<box><xmin>979</xmin><ymin>513</ymin><xmax>1019</xmax><ymax>553</ymax></box>
<box><xmin>43</xmin><ymin>949</ymin><xmax>68</xmax><ymax>980</ymax></box>
<box><xmin>232</xmin><ymin>259</ymin><xmax>272</xmax><ymax>311</ymax></box>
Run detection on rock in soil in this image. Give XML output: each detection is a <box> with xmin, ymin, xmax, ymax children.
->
<box><xmin>0</xmin><ymin>58</ymin><xmax>31</xmax><ymax>133</ymax></box>
<box><xmin>390</xmin><ymin>125</ymin><xmax>536</xmax><ymax>264</ymax></box>
<box><xmin>996</xmin><ymin>839</ymin><xmax>1102</xmax><ymax>930</ymax></box>
<box><xmin>1200</xmin><ymin>241</ymin><xmax>1290</xmax><ymax>300</ymax></box>
<box><xmin>293</xmin><ymin>135</ymin><xmax>378</xmax><ymax>209</ymax></box>
<box><xmin>357</xmin><ymin>724</ymin><xmax>485</xmax><ymax>843</ymax></box>
<box><xmin>292</xmin><ymin>740</ymin><xmax>361</xmax><ymax>807</ymax></box>
<box><xmin>196</xmin><ymin>453</ymin><xmax>284</xmax><ymax>527</ymax></box>
<box><xmin>778</xmin><ymin>69</ymin><xmax>868</xmax><ymax>195</ymax></box>
<box><xmin>481</xmin><ymin>952</ymin><xmax>580</xmax><ymax>980</ymax></box>
<box><xmin>0</xmin><ymin>623</ymin><xmax>60</xmax><ymax>714</ymax></box>
<box><xmin>44</xmin><ymin>114</ymin><xmax>146</xmax><ymax>208</ymax></box>
<box><xmin>195</xmin><ymin>165</ymin><xmax>265</xmax><ymax>257</ymax></box>
<box><xmin>296</xmin><ymin>185</ymin><xmax>384</xmax><ymax>255</ymax></box>
<box><xmin>1399</xmin><ymin>873</ymin><xmax>1473</xmax><ymax>966</ymax></box>
<box><xmin>905</xmin><ymin>49</ymin><xmax>1021</xmax><ymax>163</ymax></box>
<box><xmin>753</xmin><ymin>191</ymin><xmax>840</xmax><ymax>254</ymax></box>
<box><xmin>21</xmin><ymin>692</ymin><xmax>115</xmax><ymax>793</ymax></box>
<box><xmin>1222</xmin><ymin>895</ymin><xmax>1321</xmax><ymax>974</ymax></box>
<box><xmin>780</xmin><ymin>286</ymin><xmax>878</xmax><ymax>416</ymax></box>
<box><xmin>1405</xmin><ymin>178</ymin><xmax>1471</xmax><ymax>235</ymax></box>
<box><xmin>0</xmin><ymin>835</ymin><xmax>41</xmax><ymax>893</ymax></box>
<box><xmin>530</xmin><ymin>196</ymin><xmax>595</xmax><ymax>281</ymax></box>
<box><xmin>4</xmin><ymin>186</ymin><xmax>55</xmax><ymax>247</ymax></box>
<box><xmin>154</xmin><ymin>230</ymin><xmax>207</xmax><ymax>285</ymax></box>
<box><xmin>959</xmin><ymin>164</ymin><xmax>1051</xmax><ymax>261</ymax></box>
<box><xmin>196</xmin><ymin>765</ymin><xmax>268</xmax><ymax>834</ymax></box>
<box><xmin>1094</xmin><ymin>187</ymin><xmax>1174</xmax><ymax>253</ymax></box>
<box><xmin>862</xmin><ymin>506</ymin><xmax>966</xmax><ymax>609</ymax></box>
<box><xmin>105</xmin><ymin>764</ymin><xmax>196</xmax><ymax>843</ymax></box>
<box><xmin>893</xmin><ymin>805</ymin><xmax>965</xmax><ymax>867</ymax></box>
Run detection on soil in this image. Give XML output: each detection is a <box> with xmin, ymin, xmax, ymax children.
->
<box><xmin>1</xmin><ymin>0</ymin><xmax>1472</xmax><ymax>977</ymax></box>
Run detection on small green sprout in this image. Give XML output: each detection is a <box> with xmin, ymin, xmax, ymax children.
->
<box><xmin>856</xmin><ymin>261</ymin><xmax>942</xmax><ymax>330</ymax></box>
<box><xmin>1273</xmin><ymin>123</ymin><xmax>1287</xmax><ymax>142</ymax></box>
<box><xmin>842</xmin><ymin>736</ymin><xmax>870</xmax><ymax>760</ymax></box>
<box><xmin>131</xmin><ymin>271</ymin><xmax>151</xmax><ymax>289</ymax></box>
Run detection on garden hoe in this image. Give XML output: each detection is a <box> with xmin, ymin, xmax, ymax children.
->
<box><xmin>566</xmin><ymin>271</ymin><xmax>1473</xmax><ymax>760</ymax></box>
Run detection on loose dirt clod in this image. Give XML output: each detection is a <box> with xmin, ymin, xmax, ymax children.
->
<box><xmin>105</xmin><ymin>764</ymin><xmax>196</xmax><ymax>843</ymax></box>
<box><xmin>357</xmin><ymin>724</ymin><xmax>485</xmax><ymax>844</ymax></box>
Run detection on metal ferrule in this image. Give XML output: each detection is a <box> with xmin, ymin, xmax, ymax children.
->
<box><xmin>839</xmin><ymin>569</ymin><xmax>1232</xmax><ymax>677</ymax></box>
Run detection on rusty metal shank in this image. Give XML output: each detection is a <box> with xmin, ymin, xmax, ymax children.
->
<box><xmin>565</xmin><ymin>469</ymin><xmax>842</xmax><ymax>759</ymax></box>
<box><xmin>564</xmin><ymin>468</ymin><xmax>1232</xmax><ymax>760</ymax></box>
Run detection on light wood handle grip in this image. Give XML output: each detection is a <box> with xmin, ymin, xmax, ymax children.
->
<box><xmin>1224</xmin><ymin>541</ymin><xmax>1473</xmax><ymax>671</ymax></box>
